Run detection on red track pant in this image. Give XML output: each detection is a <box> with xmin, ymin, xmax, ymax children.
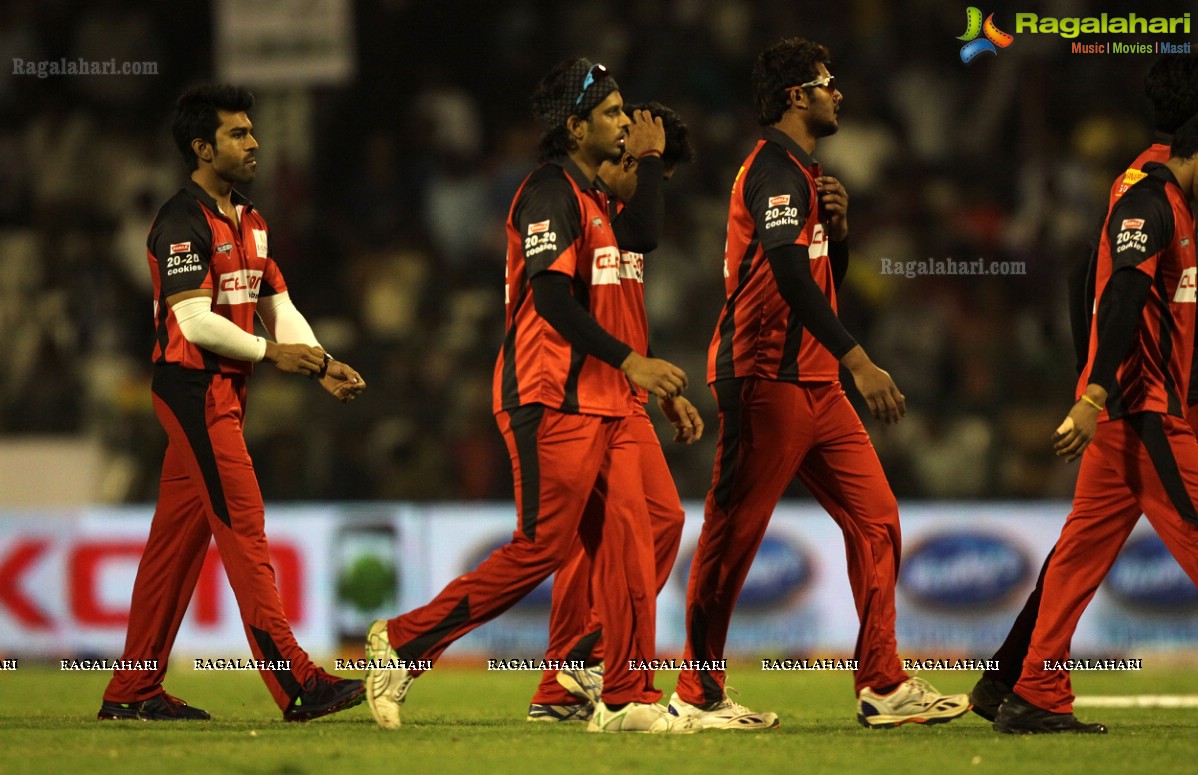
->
<box><xmin>104</xmin><ymin>365</ymin><xmax>315</xmax><ymax>710</ymax></box>
<box><xmin>530</xmin><ymin>402</ymin><xmax>685</xmax><ymax>705</ymax></box>
<box><xmin>676</xmin><ymin>378</ymin><xmax>908</xmax><ymax>704</ymax></box>
<box><xmin>385</xmin><ymin>405</ymin><xmax>662</xmax><ymax>705</ymax></box>
<box><xmin>1015</xmin><ymin>413</ymin><xmax>1198</xmax><ymax>713</ymax></box>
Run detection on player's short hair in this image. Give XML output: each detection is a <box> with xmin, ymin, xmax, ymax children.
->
<box><xmin>532</xmin><ymin>58</ymin><xmax>620</xmax><ymax>162</ymax></box>
<box><xmin>172</xmin><ymin>84</ymin><xmax>255</xmax><ymax>170</ymax></box>
<box><xmin>1145</xmin><ymin>55</ymin><xmax>1198</xmax><ymax>134</ymax></box>
<box><xmin>753</xmin><ymin>37</ymin><xmax>832</xmax><ymax>126</ymax></box>
<box><xmin>1169</xmin><ymin>112</ymin><xmax>1198</xmax><ymax>160</ymax></box>
<box><xmin>625</xmin><ymin>102</ymin><xmax>696</xmax><ymax>173</ymax></box>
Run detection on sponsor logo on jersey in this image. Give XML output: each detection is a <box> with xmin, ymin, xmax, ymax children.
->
<box><xmin>768</xmin><ymin>195</ymin><xmax>791</xmax><ymax>207</ymax></box>
<box><xmin>620</xmin><ymin>250</ymin><xmax>644</xmax><ymax>284</ymax></box>
<box><xmin>215</xmin><ymin>242</ymin><xmax>233</xmax><ymax>254</ymax></box>
<box><xmin>592</xmin><ymin>246</ymin><xmax>621</xmax><ymax>285</ymax></box>
<box><xmin>675</xmin><ymin>535</ymin><xmax>812</xmax><ymax>610</ymax></box>
<box><xmin>1117</xmin><ymin>168</ymin><xmax>1147</xmax><ymax>196</ymax></box>
<box><xmin>252</xmin><ymin>228</ymin><xmax>268</xmax><ymax>259</ymax></box>
<box><xmin>1107</xmin><ymin>533</ymin><xmax>1198</xmax><ymax>611</ymax></box>
<box><xmin>1115</xmin><ymin>225</ymin><xmax>1149</xmax><ymax>254</ymax></box>
<box><xmin>170</xmin><ymin>242</ymin><xmax>191</xmax><ymax>254</ymax></box>
<box><xmin>528</xmin><ymin>220</ymin><xmax>550</xmax><ymax>235</ymax></box>
<box><xmin>899</xmin><ymin>531</ymin><xmax>1030</xmax><ymax>609</ymax></box>
<box><xmin>808</xmin><ymin>223</ymin><xmax>829</xmax><ymax>260</ymax></box>
<box><xmin>1174</xmin><ymin>266</ymin><xmax>1197</xmax><ymax>303</ymax></box>
<box><xmin>216</xmin><ymin>268</ymin><xmax>263</xmax><ymax>305</ymax></box>
<box><xmin>592</xmin><ymin>217</ymin><xmax>604</xmax><ymax>228</ymax></box>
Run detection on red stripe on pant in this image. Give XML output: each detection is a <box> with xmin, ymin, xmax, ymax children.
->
<box><xmin>104</xmin><ymin>366</ymin><xmax>315</xmax><ymax>710</ymax></box>
<box><xmin>385</xmin><ymin>406</ymin><xmax>662</xmax><ymax>705</ymax></box>
<box><xmin>1015</xmin><ymin>414</ymin><xmax>1198</xmax><ymax>713</ymax></box>
<box><xmin>676</xmin><ymin>379</ymin><xmax>908</xmax><ymax>704</ymax></box>
<box><xmin>531</xmin><ymin>402</ymin><xmax>685</xmax><ymax>705</ymax></box>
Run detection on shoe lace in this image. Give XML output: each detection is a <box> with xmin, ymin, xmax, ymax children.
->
<box><xmin>711</xmin><ymin>687</ymin><xmax>752</xmax><ymax>715</ymax></box>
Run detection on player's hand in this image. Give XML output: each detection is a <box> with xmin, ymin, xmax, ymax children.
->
<box><xmin>264</xmin><ymin>342</ymin><xmax>326</xmax><ymax>376</ymax></box>
<box><xmin>1052</xmin><ymin>390</ymin><xmax>1105</xmax><ymax>462</ymax></box>
<box><xmin>621</xmin><ymin>351</ymin><xmax>687</xmax><ymax>399</ymax></box>
<box><xmin>843</xmin><ymin>347</ymin><xmax>905</xmax><ymax>424</ymax></box>
<box><xmin>623</xmin><ymin>109</ymin><xmax>665</xmax><ymax>160</ymax></box>
<box><xmin>817</xmin><ymin>175</ymin><xmax>849</xmax><ymax>241</ymax></box>
<box><xmin>319</xmin><ymin>360</ymin><xmax>366</xmax><ymax>403</ymax></box>
<box><xmin>658</xmin><ymin>394</ymin><xmax>704</xmax><ymax>444</ymax></box>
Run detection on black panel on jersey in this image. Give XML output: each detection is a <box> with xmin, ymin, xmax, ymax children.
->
<box><xmin>150</xmin><ymin>190</ymin><xmax>215</xmax><ymax>299</ymax></box>
<box><xmin>743</xmin><ymin>142</ymin><xmax>812</xmax><ymax>252</ymax></box>
<box><xmin>512</xmin><ymin>166</ymin><xmax>584</xmax><ymax>278</ymax></box>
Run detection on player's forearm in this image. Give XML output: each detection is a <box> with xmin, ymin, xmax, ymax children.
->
<box><xmin>531</xmin><ymin>271</ymin><xmax>633</xmax><ymax>368</ymax></box>
<box><xmin>611</xmin><ymin>155</ymin><xmax>665</xmax><ymax>252</ymax></box>
<box><xmin>1088</xmin><ymin>267</ymin><xmax>1152</xmax><ymax>391</ymax></box>
<box><xmin>172</xmin><ymin>296</ymin><xmax>267</xmax><ymax>362</ymax></box>
<box><xmin>765</xmin><ymin>243</ymin><xmax>857</xmax><ymax>358</ymax></box>
<box><xmin>257</xmin><ymin>291</ymin><xmax>320</xmax><ymax>347</ymax></box>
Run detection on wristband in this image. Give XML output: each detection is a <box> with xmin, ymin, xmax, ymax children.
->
<box><xmin>313</xmin><ymin>352</ymin><xmax>332</xmax><ymax>380</ymax></box>
<box><xmin>1079</xmin><ymin>394</ymin><xmax>1104</xmax><ymax>412</ymax></box>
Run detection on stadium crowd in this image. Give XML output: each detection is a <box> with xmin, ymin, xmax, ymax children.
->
<box><xmin>0</xmin><ymin>0</ymin><xmax>1177</xmax><ymax>503</ymax></box>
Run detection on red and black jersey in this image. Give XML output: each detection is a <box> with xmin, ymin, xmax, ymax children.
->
<box><xmin>494</xmin><ymin>159</ymin><xmax>637</xmax><ymax>417</ymax></box>
<box><xmin>1080</xmin><ymin>163</ymin><xmax>1198</xmax><ymax>418</ymax></box>
<box><xmin>147</xmin><ymin>182</ymin><xmax>286</xmax><ymax>374</ymax></box>
<box><xmin>1071</xmin><ymin>140</ymin><xmax>1171</xmax><ymax>370</ymax></box>
<box><xmin>707</xmin><ymin>127</ymin><xmax>837</xmax><ymax>385</ymax></box>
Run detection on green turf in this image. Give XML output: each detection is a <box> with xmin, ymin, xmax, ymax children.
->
<box><xmin>3</xmin><ymin>662</ymin><xmax>1198</xmax><ymax>774</ymax></box>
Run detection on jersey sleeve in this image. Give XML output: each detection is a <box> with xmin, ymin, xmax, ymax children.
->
<box><xmin>743</xmin><ymin>152</ymin><xmax>813</xmax><ymax>252</ymax></box>
<box><xmin>1107</xmin><ymin>186</ymin><xmax>1174</xmax><ymax>276</ymax></box>
<box><xmin>150</xmin><ymin>197</ymin><xmax>214</xmax><ymax>298</ymax></box>
<box><xmin>512</xmin><ymin>173</ymin><xmax>584</xmax><ymax>278</ymax></box>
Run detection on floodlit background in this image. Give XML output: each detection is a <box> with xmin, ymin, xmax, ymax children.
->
<box><xmin>1</xmin><ymin>0</ymin><xmax>1196</xmax><ymax>660</ymax></box>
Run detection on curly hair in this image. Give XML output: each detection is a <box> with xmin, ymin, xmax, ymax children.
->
<box><xmin>1145</xmin><ymin>54</ymin><xmax>1198</xmax><ymax>134</ymax></box>
<box><xmin>752</xmin><ymin>38</ymin><xmax>831</xmax><ymax>126</ymax></box>
<box><xmin>172</xmin><ymin>84</ymin><xmax>254</xmax><ymax>170</ymax></box>
<box><xmin>625</xmin><ymin>101</ymin><xmax>696</xmax><ymax>172</ymax></box>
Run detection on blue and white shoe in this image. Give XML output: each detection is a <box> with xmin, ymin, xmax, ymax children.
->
<box><xmin>556</xmin><ymin>663</ymin><xmax>604</xmax><ymax>705</ymax></box>
<box><xmin>526</xmin><ymin>702</ymin><xmax>594</xmax><ymax>722</ymax></box>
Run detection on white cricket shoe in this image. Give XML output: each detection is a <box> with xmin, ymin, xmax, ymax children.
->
<box><xmin>587</xmin><ymin>700</ymin><xmax>700</xmax><ymax>733</ymax></box>
<box><xmin>667</xmin><ymin>690</ymin><xmax>780</xmax><ymax>730</ymax></box>
<box><xmin>857</xmin><ymin>676</ymin><xmax>971</xmax><ymax>728</ymax></box>
<box><xmin>556</xmin><ymin>663</ymin><xmax>604</xmax><ymax>705</ymax></box>
<box><xmin>364</xmin><ymin>619</ymin><xmax>415</xmax><ymax>730</ymax></box>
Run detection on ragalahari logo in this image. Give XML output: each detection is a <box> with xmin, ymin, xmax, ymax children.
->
<box><xmin>958</xmin><ymin>7</ymin><xmax>1014</xmax><ymax>63</ymax></box>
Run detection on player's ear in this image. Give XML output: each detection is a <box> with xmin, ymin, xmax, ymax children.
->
<box><xmin>191</xmin><ymin>138</ymin><xmax>213</xmax><ymax>164</ymax></box>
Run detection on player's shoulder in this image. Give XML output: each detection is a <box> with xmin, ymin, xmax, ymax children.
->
<box><xmin>1112</xmin><ymin>165</ymin><xmax>1173</xmax><ymax>218</ymax></box>
<box><xmin>522</xmin><ymin>163</ymin><xmax>576</xmax><ymax>196</ymax></box>
<box><xmin>152</xmin><ymin>187</ymin><xmax>205</xmax><ymax>226</ymax></box>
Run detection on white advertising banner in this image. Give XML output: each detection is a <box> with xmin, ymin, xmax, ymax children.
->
<box><xmin>1</xmin><ymin>502</ymin><xmax>1196</xmax><ymax>660</ymax></box>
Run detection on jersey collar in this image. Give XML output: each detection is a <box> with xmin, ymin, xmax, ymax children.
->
<box><xmin>762</xmin><ymin>126</ymin><xmax>819</xmax><ymax>172</ymax></box>
<box><xmin>184</xmin><ymin>180</ymin><xmax>255</xmax><ymax>217</ymax></box>
<box><xmin>548</xmin><ymin>156</ymin><xmax>601</xmax><ymax>191</ymax></box>
<box><xmin>1142</xmin><ymin>161</ymin><xmax>1181</xmax><ymax>189</ymax></box>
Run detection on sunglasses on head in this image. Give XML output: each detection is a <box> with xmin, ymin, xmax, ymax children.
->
<box><xmin>575</xmin><ymin>63</ymin><xmax>610</xmax><ymax>106</ymax></box>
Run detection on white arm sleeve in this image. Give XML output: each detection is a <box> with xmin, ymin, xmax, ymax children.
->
<box><xmin>256</xmin><ymin>291</ymin><xmax>320</xmax><ymax>347</ymax></box>
<box><xmin>172</xmin><ymin>296</ymin><xmax>268</xmax><ymax>362</ymax></box>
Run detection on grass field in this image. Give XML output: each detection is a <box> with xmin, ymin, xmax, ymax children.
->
<box><xmin>3</xmin><ymin>660</ymin><xmax>1198</xmax><ymax>775</ymax></box>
